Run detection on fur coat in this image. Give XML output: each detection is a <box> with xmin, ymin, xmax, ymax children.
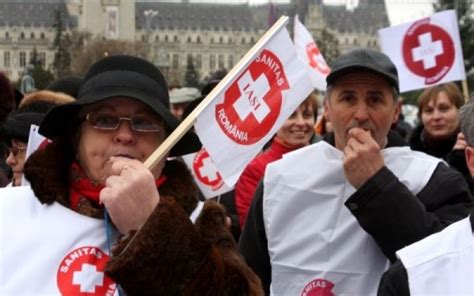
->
<box><xmin>24</xmin><ymin>138</ymin><xmax>263</xmax><ymax>296</ymax></box>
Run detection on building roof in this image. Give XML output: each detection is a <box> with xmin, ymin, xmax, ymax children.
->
<box><xmin>136</xmin><ymin>2</ymin><xmax>259</xmax><ymax>32</ymax></box>
<box><xmin>0</xmin><ymin>1</ymin><xmax>76</xmax><ymax>28</ymax></box>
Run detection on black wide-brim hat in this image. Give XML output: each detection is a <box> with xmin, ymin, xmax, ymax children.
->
<box><xmin>326</xmin><ymin>48</ymin><xmax>399</xmax><ymax>93</ymax></box>
<box><xmin>39</xmin><ymin>55</ymin><xmax>201</xmax><ymax>157</ymax></box>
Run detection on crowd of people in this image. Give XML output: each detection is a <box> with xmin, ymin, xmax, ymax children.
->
<box><xmin>0</xmin><ymin>47</ymin><xmax>473</xmax><ymax>296</ymax></box>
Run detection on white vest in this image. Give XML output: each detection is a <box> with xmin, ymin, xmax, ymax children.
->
<box><xmin>397</xmin><ymin>216</ymin><xmax>474</xmax><ymax>295</ymax></box>
<box><xmin>0</xmin><ymin>186</ymin><xmax>120</xmax><ymax>296</ymax></box>
<box><xmin>263</xmin><ymin>142</ymin><xmax>441</xmax><ymax>296</ymax></box>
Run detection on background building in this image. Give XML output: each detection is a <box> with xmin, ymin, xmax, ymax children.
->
<box><xmin>0</xmin><ymin>0</ymin><xmax>389</xmax><ymax>84</ymax></box>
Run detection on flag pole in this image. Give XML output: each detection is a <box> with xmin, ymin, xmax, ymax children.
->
<box><xmin>144</xmin><ymin>15</ymin><xmax>289</xmax><ymax>170</ymax></box>
<box><xmin>462</xmin><ymin>79</ymin><xmax>470</xmax><ymax>102</ymax></box>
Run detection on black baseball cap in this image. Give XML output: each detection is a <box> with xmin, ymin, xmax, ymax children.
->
<box><xmin>326</xmin><ymin>48</ymin><xmax>399</xmax><ymax>92</ymax></box>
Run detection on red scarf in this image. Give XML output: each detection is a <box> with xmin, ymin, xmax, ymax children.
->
<box><xmin>70</xmin><ymin>161</ymin><xmax>167</xmax><ymax>210</ymax></box>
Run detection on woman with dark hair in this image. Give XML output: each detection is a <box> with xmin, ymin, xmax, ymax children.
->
<box><xmin>0</xmin><ymin>55</ymin><xmax>262</xmax><ymax>295</ymax></box>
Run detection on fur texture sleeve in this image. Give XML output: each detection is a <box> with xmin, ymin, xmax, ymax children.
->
<box><xmin>105</xmin><ymin>198</ymin><xmax>263</xmax><ymax>296</ymax></box>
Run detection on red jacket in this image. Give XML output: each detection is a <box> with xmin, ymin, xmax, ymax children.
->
<box><xmin>235</xmin><ymin>138</ymin><xmax>297</xmax><ymax>229</ymax></box>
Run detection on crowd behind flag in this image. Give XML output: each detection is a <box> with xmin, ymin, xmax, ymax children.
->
<box><xmin>194</xmin><ymin>17</ymin><xmax>313</xmax><ymax>187</ymax></box>
<box><xmin>293</xmin><ymin>14</ymin><xmax>330</xmax><ymax>91</ymax></box>
<box><xmin>378</xmin><ymin>10</ymin><xmax>466</xmax><ymax>92</ymax></box>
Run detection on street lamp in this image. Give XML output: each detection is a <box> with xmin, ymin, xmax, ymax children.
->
<box><xmin>143</xmin><ymin>9</ymin><xmax>158</xmax><ymax>60</ymax></box>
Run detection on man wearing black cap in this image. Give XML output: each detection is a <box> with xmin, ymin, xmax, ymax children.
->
<box><xmin>239</xmin><ymin>49</ymin><xmax>472</xmax><ymax>295</ymax></box>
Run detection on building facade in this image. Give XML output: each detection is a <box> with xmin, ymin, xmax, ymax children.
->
<box><xmin>0</xmin><ymin>0</ymin><xmax>389</xmax><ymax>84</ymax></box>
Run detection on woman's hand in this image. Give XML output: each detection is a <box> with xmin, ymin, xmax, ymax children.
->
<box><xmin>100</xmin><ymin>156</ymin><xmax>160</xmax><ymax>235</ymax></box>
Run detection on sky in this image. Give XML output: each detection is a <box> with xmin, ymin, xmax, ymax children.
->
<box><xmin>183</xmin><ymin>0</ymin><xmax>436</xmax><ymax>26</ymax></box>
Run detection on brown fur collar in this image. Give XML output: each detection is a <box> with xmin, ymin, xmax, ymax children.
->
<box><xmin>24</xmin><ymin>137</ymin><xmax>199</xmax><ymax>216</ymax></box>
<box><xmin>19</xmin><ymin>90</ymin><xmax>75</xmax><ymax>108</ymax></box>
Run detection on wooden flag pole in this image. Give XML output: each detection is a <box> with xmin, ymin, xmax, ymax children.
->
<box><xmin>144</xmin><ymin>15</ymin><xmax>289</xmax><ymax>170</ymax></box>
<box><xmin>462</xmin><ymin>79</ymin><xmax>470</xmax><ymax>102</ymax></box>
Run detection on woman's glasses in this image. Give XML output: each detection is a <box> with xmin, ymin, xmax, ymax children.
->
<box><xmin>85</xmin><ymin>112</ymin><xmax>163</xmax><ymax>132</ymax></box>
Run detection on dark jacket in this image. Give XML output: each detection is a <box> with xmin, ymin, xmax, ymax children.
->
<box><xmin>377</xmin><ymin>210</ymin><xmax>474</xmax><ymax>296</ymax></box>
<box><xmin>24</xmin><ymin>138</ymin><xmax>263</xmax><ymax>296</ymax></box>
<box><xmin>239</xmin><ymin>131</ymin><xmax>472</xmax><ymax>295</ymax></box>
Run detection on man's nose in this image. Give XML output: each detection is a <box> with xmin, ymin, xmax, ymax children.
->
<box><xmin>353</xmin><ymin>103</ymin><xmax>369</xmax><ymax>121</ymax></box>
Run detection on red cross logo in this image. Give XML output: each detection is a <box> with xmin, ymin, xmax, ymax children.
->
<box><xmin>402</xmin><ymin>17</ymin><xmax>455</xmax><ymax>85</ymax></box>
<box><xmin>306</xmin><ymin>43</ymin><xmax>330</xmax><ymax>75</ymax></box>
<box><xmin>57</xmin><ymin>246</ymin><xmax>117</xmax><ymax>296</ymax></box>
<box><xmin>300</xmin><ymin>279</ymin><xmax>335</xmax><ymax>296</ymax></box>
<box><xmin>193</xmin><ymin>148</ymin><xmax>224</xmax><ymax>191</ymax></box>
<box><xmin>215</xmin><ymin>49</ymin><xmax>289</xmax><ymax>145</ymax></box>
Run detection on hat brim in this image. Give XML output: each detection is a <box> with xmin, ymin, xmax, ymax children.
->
<box><xmin>39</xmin><ymin>89</ymin><xmax>201</xmax><ymax>157</ymax></box>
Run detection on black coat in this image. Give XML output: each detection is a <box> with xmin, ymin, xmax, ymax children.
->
<box><xmin>239</xmin><ymin>131</ymin><xmax>473</xmax><ymax>295</ymax></box>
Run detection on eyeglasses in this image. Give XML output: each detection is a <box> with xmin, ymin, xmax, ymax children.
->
<box><xmin>85</xmin><ymin>112</ymin><xmax>163</xmax><ymax>132</ymax></box>
<box><xmin>8</xmin><ymin>145</ymin><xmax>27</xmax><ymax>157</ymax></box>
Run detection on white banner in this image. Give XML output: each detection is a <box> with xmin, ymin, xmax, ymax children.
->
<box><xmin>181</xmin><ymin>148</ymin><xmax>233</xmax><ymax>199</ymax></box>
<box><xmin>293</xmin><ymin>15</ymin><xmax>330</xmax><ymax>91</ymax></box>
<box><xmin>195</xmin><ymin>25</ymin><xmax>313</xmax><ymax>186</ymax></box>
<box><xmin>21</xmin><ymin>124</ymin><xmax>49</xmax><ymax>186</ymax></box>
<box><xmin>378</xmin><ymin>10</ymin><xmax>466</xmax><ymax>92</ymax></box>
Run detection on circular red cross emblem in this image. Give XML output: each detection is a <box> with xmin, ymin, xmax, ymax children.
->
<box><xmin>306</xmin><ymin>43</ymin><xmax>330</xmax><ymax>75</ymax></box>
<box><xmin>193</xmin><ymin>148</ymin><xmax>224</xmax><ymax>191</ymax></box>
<box><xmin>215</xmin><ymin>49</ymin><xmax>289</xmax><ymax>145</ymax></box>
<box><xmin>57</xmin><ymin>246</ymin><xmax>116</xmax><ymax>296</ymax></box>
<box><xmin>301</xmin><ymin>278</ymin><xmax>335</xmax><ymax>296</ymax></box>
<box><xmin>402</xmin><ymin>17</ymin><xmax>455</xmax><ymax>85</ymax></box>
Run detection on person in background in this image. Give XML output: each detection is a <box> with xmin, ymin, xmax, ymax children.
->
<box><xmin>377</xmin><ymin>98</ymin><xmax>474</xmax><ymax>296</ymax></box>
<box><xmin>409</xmin><ymin>82</ymin><xmax>464</xmax><ymax>159</ymax></box>
<box><xmin>0</xmin><ymin>55</ymin><xmax>262</xmax><ymax>295</ymax></box>
<box><xmin>1</xmin><ymin>90</ymin><xmax>75</xmax><ymax>187</ymax></box>
<box><xmin>0</xmin><ymin>72</ymin><xmax>20</xmax><ymax>187</ymax></box>
<box><xmin>239</xmin><ymin>49</ymin><xmax>472</xmax><ymax>295</ymax></box>
<box><xmin>235</xmin><ymin>93</ymin><xmax>318</xmax><ymax>229</ymax></box>
<box><xmin>409</xmin><ymin>82</ymin><xmax>470</xmax><ymax>184</ymax></box>
<box><xmin>169</xmin><ymin>87</ymin><xmax>201</xmax><ymax>120</ymax></box>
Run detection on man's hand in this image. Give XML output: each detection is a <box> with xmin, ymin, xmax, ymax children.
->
<box><xmin>343</xmin><ymin>127</ymin><xmax>385</xmax><ymax>189</ymax></box>
<box><xmin>100</xmin><ymin>156</ymin><xmax>160</xmax><ymax>235</ymax></box>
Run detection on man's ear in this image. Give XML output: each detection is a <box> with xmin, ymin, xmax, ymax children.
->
<box><xmin>465</xmin><ymin>146</ymin><xmax>474</xmax><ymax>178</ymax></box>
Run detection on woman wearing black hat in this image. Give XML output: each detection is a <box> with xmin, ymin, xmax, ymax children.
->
<box><xmin>0</xmin><ymin>55</ymin><xmax>262</xmax><ymax>295</ymax></box>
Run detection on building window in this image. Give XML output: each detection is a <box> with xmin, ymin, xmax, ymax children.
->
<box><xmin>165</xmin><ymin>35</ymin><xmax>168</xmax><ymax>42</ymax></box>
<box><xmin>30</xmin><ymin>32</ymin><xmax>35</xmax><ymax>39</ymax></box>
<box><xmin>196</xmin><ymin>54</ymin><xmax>202</xmax><ymax>68</ymax></box>
<box><xmin>353</xmin><ymin>38</ymin><xmax>358</xmax><ymax>45</ymax></box>
<box><xmin>141</xmin><ymin>34</ymin><xmax>146</xmax><ymax>41</ymax></box>
<box><xmin>210</xmin><ymin>54</ymin><xmax>216</xmax><ymax>70</ymax></box>
<box><xmin>241</xmin><ymin>37</ymin><xmax>245</xmax><ymax>44</ymax></box>
<box><xmin>174</xmin><ymin>35</ymin><xmax>178</xmax><ymax>42</ymax></box>
<box><xmin>4</xmin><ymin>51</ymin><xmax>10</xmax><ymax>68</ymax></box>
<box><xmin>39</xmin><ymin>52</ymin><xmax>46</xmax><ymax>67</ymax></box>
<box><xmin>218</xmin><ymin>54</ymin><xmax>225</xmax><ymax>69</ymax></box>
<box><xmin>250</xmin><ymin>37</ymin><xmax>255</xmax><ymax>43</ymax></box>
<box><xmin>40</xmin><ymin>32</ymin><xmax>45</xmax><ymax>39</ymax></box>
<box><xmin>210</xmin><ymin>37</ymin><xmax>214</xmax><ymax>44</ymax></box>
<box><xmin>197</xmin><ymin>36</ymin><xmax>201</xmax><ymax>43</ymax></box>
<box><xmin>19</xmin><ymin>52</ymin><xmax>26</xmax><ymax>67</ymax></box>
<box><xmin>172</xmin><ymin>53</ymin><xmax>179</xmax><ymax>69</ymax></box>
<box><xmin>187</xmin><ymin>36</ymin><xmax>191</xmax><ymax>43</ymax></box>
<box><xmin>228</xmin><ymin>55</ymin><xmax>234</xmax><ymax>68</ymax></box>
<box><xmin>155</xmin><ymin>35</ymin><xmax>159</xmax><ymax>42</ymax></box>
<box><xmin>187</xmin><ymin>54</ymin><xmax>193</xmax><ymax>65</ymax></box>
<box><xmin>5</xmin><ymin>31</ymin><xmax>9</xmax><ymax>39</ymax></box>
<box><xmin>228</xmin><ymin>37</ymin><xmax>232</xmax><ymax>44</ymax></box>
<box><xmin>20</xmin><ymin>32</ymin><xmax>25</xmax><ymax>39</ymax></box>
<box><xmin>219</xmin><ymin>36</ymin><xmax>223</xmax><ymax>44</ymax></box>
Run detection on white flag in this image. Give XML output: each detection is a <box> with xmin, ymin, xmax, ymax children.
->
<box><xmin>21</xmin><ymin>125</ymin><xmax>49</xmax><ymax>186</ymax></box>
<box><xmin>195</xmin><ymin>24</ymin><xmax>313</xmax><ymax>186</ymax></box>
<box><xmin>378</xmin><ymin>10</ymin><xmax>466</xmax><ymax>92</ymax></box>
<box><xmin>181</xmin><ymin>148</ymin><xmax>233</xmax><ymax>199</ymax></box>
<box><xmin>293</xmin><ymin>15</ymin><xmax>330</xmax><ymax>91</ymax></box>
